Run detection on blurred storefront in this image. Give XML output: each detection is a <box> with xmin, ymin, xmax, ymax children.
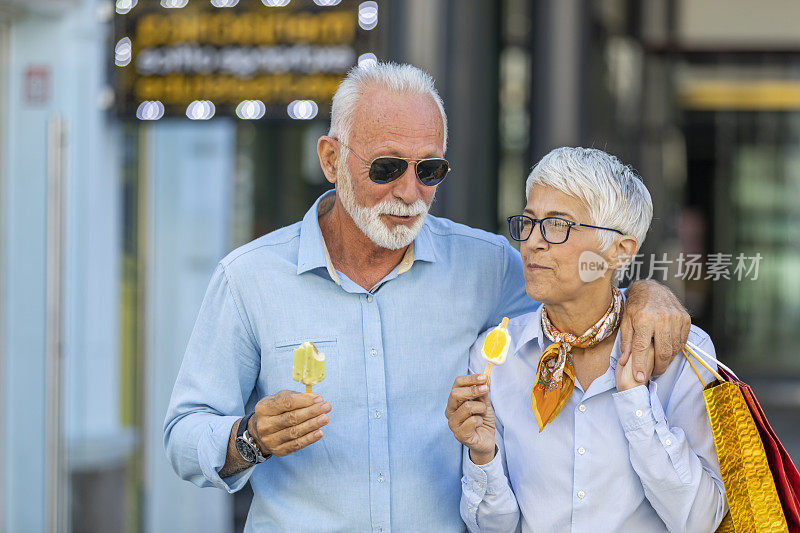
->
<box><xmin>1</xmin><ymin>0</ymin><xmax>799</xmax><ymax>532</ymax></box>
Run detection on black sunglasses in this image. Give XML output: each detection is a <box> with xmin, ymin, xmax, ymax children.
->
<box><xmin>507</xmin><ymin>214</ymin><xmax>623</xmax><ymax>244</ymax></box>
<box><xmin>336</xmin><ymin>139</ymin><xmax>451</xmax><ymax>186</ymax></box>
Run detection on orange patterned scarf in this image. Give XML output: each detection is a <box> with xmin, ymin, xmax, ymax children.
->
<box><xmin>531</xmin><ymin>286</ymin><xmax>623</xmax><ymax>432</ymax></box>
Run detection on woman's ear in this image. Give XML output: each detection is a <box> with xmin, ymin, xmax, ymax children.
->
<box><xmin>606</xmin><ymin>235</ymin><xmax>639</xmax><ymax>272</ymax></box>
<box><xmin>317</xmin><ymin>136</ymin><xmax>339</xmax><ymax>184</ymax></box>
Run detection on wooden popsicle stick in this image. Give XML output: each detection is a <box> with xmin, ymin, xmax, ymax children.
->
<box><xmin>484</xmin><ymin>362</ymin><xmax>494</xmax><ymax>377</ymax></box>
<box><xmin>306</xmin><ymin>384</ymin><xmax>312</xmax><ymax>394</ymax></box>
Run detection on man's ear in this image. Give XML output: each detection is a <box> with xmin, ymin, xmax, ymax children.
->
<box><xmin>606</xmin><ymin>235</ymin><xmax>639</xmax><ymax>272</ymax></box>
<box><xmin>317</xmin><ymin>136</ymin><xmax>339</xmax><ymax>185</ymax></box>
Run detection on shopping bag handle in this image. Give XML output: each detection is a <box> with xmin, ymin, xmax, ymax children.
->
<box><xmin>683</xmin><ymin>348</ymin><xmax>712</xmax><ymax>386</ymax></box>
<box><xmin>683</xmin><ymin>342</ymin><xmax>726</xmax><ymax>386</ymax></box>
<box><xmin>686</xmin><ymin>340</ymin><xmax>740</xmax><ymax>380</ymax></box>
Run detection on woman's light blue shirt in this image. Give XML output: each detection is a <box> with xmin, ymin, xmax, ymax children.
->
<box><xmin>461</xmin><ymin>304</ymin><xmax>728</xmax><ymax>532</ymax></box>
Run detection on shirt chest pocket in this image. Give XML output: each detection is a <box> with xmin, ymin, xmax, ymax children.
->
<box><xmin>264</xmin><ymin>337</ymin><xmax>341</xmax><ymax>402</ymax></box>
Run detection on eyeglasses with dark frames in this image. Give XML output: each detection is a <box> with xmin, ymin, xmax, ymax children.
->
<box><xmin>507</xmin><ymin>214</ymin><xmax>623</xmax><ymax>244</ymax></box>
<box><xmin>335</xmin><ymin>139</ymin><xmax>451</xmax><ymax>187</ymax></box>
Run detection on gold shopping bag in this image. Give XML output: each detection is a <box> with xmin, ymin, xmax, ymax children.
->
<box><xmin>683</xmin><ymin>344</ymin><xmax>788</xmax><ymax>532</ymax></box>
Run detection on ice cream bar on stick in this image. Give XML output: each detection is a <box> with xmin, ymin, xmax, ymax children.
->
<box><xmin>481</xmin><ymin>317</ymin><xmax>510</xmax><ymax>378</ymax></box>
<box><xmin>293</xmin><ymin>342</ymin><xmax>326</xmax><ymax>393</ymax></box>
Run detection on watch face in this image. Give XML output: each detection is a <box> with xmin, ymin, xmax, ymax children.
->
<box><xmin>235</xmin><ymin>437</ymin><xmax>257</xmax><ymax>464</ymax></box>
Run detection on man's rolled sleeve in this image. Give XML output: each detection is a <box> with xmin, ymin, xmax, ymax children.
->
<box><xmin>197</xmin><ymin>415</ymin><xmax>254</xmax><ymax>493</ymax></box>
<box><xmin>164</xmin><ymin>264</ymin><xmax>261</xmax><ymax>492</ymax></box>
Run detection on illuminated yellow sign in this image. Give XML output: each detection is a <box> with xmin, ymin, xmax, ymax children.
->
<box><xmin>113</xmin><ymin>1</ymin><xmax>375</xmax><ymax>119</ymax></box>
<box><xmin>135</xmin><ymin>11</ymin><xmax>355</xmax><ymax>46</ymax></box>
<box><xmin>133</xmin><ymin>73</ymin><xmax>344</xmax><ymax>103</ymax></box>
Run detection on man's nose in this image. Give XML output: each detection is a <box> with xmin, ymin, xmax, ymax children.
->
<box><xmin>391</xmin><ymin>163</ymin><xmax>421</xmax><ymax>203</ymax></box>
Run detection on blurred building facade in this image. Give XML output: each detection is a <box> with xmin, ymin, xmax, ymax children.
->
<box><xmin>1</xmin><ymin>0</ymin><xmax>799</xmax><ymax>531</ymax></box>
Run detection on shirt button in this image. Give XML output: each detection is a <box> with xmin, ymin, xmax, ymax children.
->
<box><xmin>577</xmin><ymin>490</ymin><xmax>586</xmax><ymax>499</ymax></box>
<box><xmin>665</xmin><ymin>439</ymin><xmax>672</xmax><ymax>446</ymax></box>
<box><xmin>635</xmin><ymin>409</ymin><xmax>643</xmax><ymax>418</ymax></box>
<box><xmin>577</xmin><ymin>446</ymin><xmax>586</xmax><ymax>455</ymax></box>
<box><xmin>377</xmin><ymin>473</ymin><xmax>384</xmax><ymax>483</ymax></box>
<box><xmin>578</xmin><ymin>404</ymin><xmax>587</xmax><ymax>412</ymax></box>
<box><xmin>370</xmin><ymin>348</ymin><xmax>377</xmax><ymax>356</ymax></box>
<box><xmin>374</xmin><ymin>410</ymin><xmax>381</xmax><ymax>419</ymax></box>
<box><xmin>366</xmin><ymin>295</ymin><xmax>374</xmax><ymax>303</ymax></box>
<box><xmin>469</xmin><ymin>507</ymin><xmax>475</xmax><ymax>514</ymax></box>
<box><xmin>376</xmin><ymin>527</ymin><xmax>383</xmax><ymax>533</ymax></box>
<box><xmin>477</xmin><ymin>482</ymin><xmax>484</xmax><ymax>488</ymax></box>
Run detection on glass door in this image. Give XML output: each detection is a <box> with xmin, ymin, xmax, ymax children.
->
<box><xmin>685</xmin><ymin>105</ymin><xmax>800</xmax><ymax>462</ymax></box>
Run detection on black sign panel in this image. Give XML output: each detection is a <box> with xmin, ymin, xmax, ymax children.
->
<box><xmin>113</xmin><ymin>0</ymin><xmax>379</xmax><ymax>119</ymax></box>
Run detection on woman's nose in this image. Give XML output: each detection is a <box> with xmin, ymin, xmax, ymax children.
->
<box><xmin>525</xmin><ymin>222</ymin><xmax>549</xmax><ymax>251</ymax></box>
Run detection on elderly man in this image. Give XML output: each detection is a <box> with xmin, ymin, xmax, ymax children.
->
<box><xmin>164</xmin><ymin>62</ymin><xmax>690</xmax><ymax>532</ymax></box>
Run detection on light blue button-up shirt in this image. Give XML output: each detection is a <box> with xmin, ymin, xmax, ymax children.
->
<box><xmin>461</xmin><ymin>304</ymin><xmax>728</xmax><ymax>532</ymax></box>
<box><xmin>164</xmin><ymin>191</ymin><xmax>535</xmax><ymax>532</ymax></box>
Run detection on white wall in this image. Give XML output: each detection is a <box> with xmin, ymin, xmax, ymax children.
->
<box><xmin>143</xmin><ymin>120</ymin><xmax>235</xmax><ymax>533</ymax></box>
<box><xmin>4</xmin><ymin>7</ymin><xmax>69</xmax><ymax>531</ymax></box>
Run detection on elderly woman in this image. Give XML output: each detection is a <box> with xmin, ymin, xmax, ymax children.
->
<box><xmin>445</xmin><ymin>147</ymin><xmax>727</xmax><ymax>532</ymax></box>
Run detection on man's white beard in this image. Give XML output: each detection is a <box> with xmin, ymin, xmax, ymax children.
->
<box><xmin>336</xmin><ymin>153</ymin><xmax>433</xmax><ymax>250</ymax></box>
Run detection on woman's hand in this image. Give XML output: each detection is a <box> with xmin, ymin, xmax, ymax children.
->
<box><xmin>615</xmin><ymin>351</ymin><xmax>654</xmax><ymax>392</ymax></box>
<box><xmin>445</xmin><ymin>373</ymin><xmax>496</xmax><ymax>464</ymax></box>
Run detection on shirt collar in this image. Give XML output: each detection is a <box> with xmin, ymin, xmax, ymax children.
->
<box><xmin>608</xmin><ymin>289</ymin><xmax>627</xmax><ymax>365</ymax></box>
<box><xmin>608</xmin><ymin>328</ymin><xmax>624</xmax><ymax>367</ymax></box>
<box><xmin>411</xmin><ymin>221</ymin><xmax>437</xmax><ymax>264</ymax></box>
<box><xmin>514</xmin><ymin>304</ymin><xmax>546</xmax><ymax>354</ymax></box>
<box><xmin>296</xmin><ymin>190</ymin><xmax>438</xmax><ymax>283</ymax></box>
<box><xmin>297</xmin><ymin>190</ymin><xmax>336</xmax><ymax>279</ymax></box>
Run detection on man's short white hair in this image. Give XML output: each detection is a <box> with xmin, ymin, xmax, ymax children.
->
<box><xmin>525</xmin><ymin>147</ymin><xmax>653</xmax><ymax>282</ymax></box>
<box><xmin>328</xmin><ymin>61</ymin><xmax>448</xmax><ymax>152</ymax></box>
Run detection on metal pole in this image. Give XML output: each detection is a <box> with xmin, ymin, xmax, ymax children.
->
<box><xmin>45</xmin><ymin>114</ymin><xmax>67</xmax><ymax>533</ymax></box>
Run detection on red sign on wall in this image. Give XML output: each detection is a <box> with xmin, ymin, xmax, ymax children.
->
<box><xmin>24</xmin><ymin>65</ymin><xmax>50</xmax><ymax>105</ymax></box>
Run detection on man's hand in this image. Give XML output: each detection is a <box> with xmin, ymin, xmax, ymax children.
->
<box><xmin>251</xmin><ymin>390</ymin><xmax>331</xmax><ymax>457</ymax></box>
<box><xmin>620</xmin><ymin>279</ymin><xmax>691</xmax><ymax>383</ymax></box>
<box><xmin>445</xmin><ymin>374</ymin><xmax>496</xmax><ymax>465</ymax></box>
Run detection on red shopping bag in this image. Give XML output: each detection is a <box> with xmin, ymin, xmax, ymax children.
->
<box><xmin>718</xmin><ymin>367</ymin><xmax>800</xmax><ymax>532</ymax></box>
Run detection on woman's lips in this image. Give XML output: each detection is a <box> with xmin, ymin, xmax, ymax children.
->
<box><xmin>527</xmin><ymin>263</ymin><xmax>551</xmax><ymax>270</ymax></box>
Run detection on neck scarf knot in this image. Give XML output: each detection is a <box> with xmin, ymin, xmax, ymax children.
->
<box><xmin>531</xmin><ymin>286</ymin><xmax>623</xmax><ymax>431</ymax></box>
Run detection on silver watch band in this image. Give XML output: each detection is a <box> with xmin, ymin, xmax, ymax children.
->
<box><xmin>243</xmin><ymin>428</ymin><xmax>270</xmax><ymax>463</ymax></box>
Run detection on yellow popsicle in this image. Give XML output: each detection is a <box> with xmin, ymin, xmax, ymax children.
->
<box><xmin>482</xmin><ymin>317</ymin><xmax>510</xmax><ymax>376</ymax></box>
<box><xmin>293</xmin><ymin>342</ymin><xmax>326</xmax><ymax>393</ymax></box>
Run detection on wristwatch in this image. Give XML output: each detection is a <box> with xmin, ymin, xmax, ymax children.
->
<box><xmin>234</xmin><ymin>413</ymin><xmax>270</xmax><ymax>464</ymax></box>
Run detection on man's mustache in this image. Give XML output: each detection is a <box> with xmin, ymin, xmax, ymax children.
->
<box><xmin>378</xmin><ymin>199</ymin><xmax>428</xmax><ymax>217</ymax></box>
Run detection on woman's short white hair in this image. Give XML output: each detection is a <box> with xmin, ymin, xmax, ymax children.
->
<box><xmin>525</xmin><ymin>147</ymin><xmax>654</xmax><ymax>282</ymax></box>
<box><xmin>328</xmin><ymin>61</ymin><xmax>448</xmax><ymax>152</ymax></box>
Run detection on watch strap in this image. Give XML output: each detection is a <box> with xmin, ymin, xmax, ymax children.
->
<box><xmin>237</xmin><ymin>413</ymin><xmax>253</xmax><ymax>440</ymax></box>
